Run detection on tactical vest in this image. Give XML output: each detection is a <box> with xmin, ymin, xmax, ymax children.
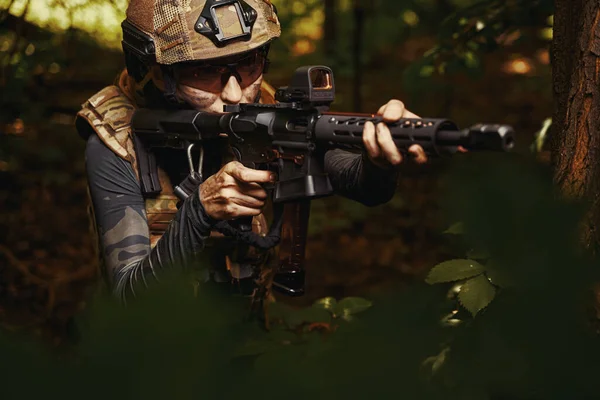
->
<box><xmin>76</xmin><ymin>71</ymin><xmax>277</xmax><ymax>281</ymax></box>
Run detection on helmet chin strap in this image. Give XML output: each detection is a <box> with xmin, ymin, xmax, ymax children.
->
<box><xmin>160</xmin><ymin>64</ymin><xmax>186</xmax><ymax>107</ymax></box>
<box><xmin>253</xmin><ymin>88</ymin><xmax>262</xmax><ymax>103</ymax></box>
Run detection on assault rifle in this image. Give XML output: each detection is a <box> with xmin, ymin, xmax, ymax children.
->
<box><xmin>131</xmin><ymin>66</ymin><xmax>515</xmax><ymax>296</ymax></box>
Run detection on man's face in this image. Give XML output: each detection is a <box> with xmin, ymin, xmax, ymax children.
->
<box><xmin>173</xmin><ymin>49</ymin><xmax>266</xmax><ymax>113</ymax></box>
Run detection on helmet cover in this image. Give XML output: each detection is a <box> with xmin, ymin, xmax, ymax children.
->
<box><xmin>125</xmin><ymin>0</ymin><xmax>281</xmax><ymax>65</ymax></box>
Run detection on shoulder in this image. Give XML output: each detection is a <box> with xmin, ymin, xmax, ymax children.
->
<box><xmin>76</xmin><ymin>85</ymin><xmax>136</xmax><ymax>163</ymax></box>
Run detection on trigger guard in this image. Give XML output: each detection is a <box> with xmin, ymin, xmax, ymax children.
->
<box><xmin>231</xmin><ymin>147</ymin><xmax>242</xmax><ymax>162</ymax></box>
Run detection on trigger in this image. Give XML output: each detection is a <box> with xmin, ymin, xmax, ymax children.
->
<box><xmin>231</xmin><ymin>147</ymin><xmax>242</xmax><ymax>162</ymax></box>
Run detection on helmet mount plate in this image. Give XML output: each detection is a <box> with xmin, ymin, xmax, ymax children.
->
<box><xmin>195</xmin><ymin>0</ymin><xmax>258</xmax><ymax>48</ymax></box>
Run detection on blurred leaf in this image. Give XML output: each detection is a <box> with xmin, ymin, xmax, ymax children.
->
<box><xmin>531</xmin><ymin>118</ymin><xmax>552</xmax><ymax>153</ymax></box>
<box><xmin>426</xmin><ymin>259</ymin><xmax>485</xmax><ymax>284</ymax></box>
<box><xmin>432</xmin><ymin>347</ymin><xmax>450</xmax><ymax>375</ymax></box>
<box><xmin>334</xmin><ymin>297</ymin><xmax>373</xmax><ymax>318</ymax></box>
<box><xmin>444</xmin><ymin>222</ymin><xmax>464</xmax><ymax>234</ymax></box>
<box><xmin>313</xmin><ymin>297</ymin><xmax>337</xmax><ymax>312</ymax></box>
<box><xmin>458</xmin><ymin>275</ymin><xmax>496</xmax><ymax>316</ymax></box>
<box><xmin>420</xmin><ymin>65</ymin><xmax>436</xmax><ymax>77</ymax></box>
<box><xmin>464</xmin><ymin>51</ymin><xmax>479</xmax><ymax>68</ymax></box>
<box><xmin>421</xmin><ymin>347</ymin><xmax>450</xmax><ymax>377</ymax></box>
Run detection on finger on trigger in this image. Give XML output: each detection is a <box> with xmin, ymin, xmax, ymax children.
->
<box><xmin>376</xmin><ymin>123</ymin><xmax>402</xmax><ymax>165</ymax></box>
<box><xmin>381</xmin><ymin>99</ymin><xmax>405</xmax><ymax>122</ymax></box>
<box><xmin>229</xmin><ymin>164</ymin><xmax>274</xmax><ymax>183</ymax></box>
<box><xmin>408</xmin><ymin>144</ymin><xmax>427</xmax><ymax>164</ymax></box>
<box><xmin>363</xmin><ymin>121</ymin><xmax>380</xmax><ymax>159</ymax></box>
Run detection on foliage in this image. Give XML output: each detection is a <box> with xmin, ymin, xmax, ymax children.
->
<box><xmin>0</xmin><ymin>12</ymin><xmax>122</xmax><ymax>123</ymax></box>
<box><xmin>404</xmin><ymin>0</ymin><xmax>553</xmax><ymax>77</ymax></box>
<box><xmin>2</xmin><ymin>0</ymin><xmax>127</xmax><ymax>48</ymax></box>
<box><xmin>1</xmin><ymin>0</ymin><xmax>587</xmax><ymax>397</ymax></box>
<box><xmin>420</xmin><ymin>153</ymin><xmax>600</xmax><ymax>396</ymax></box>
<box><xmin>427</xmin><ymin>240</ymin><xmax>498</xmax><ymax>317</ymax></box>
<box><xmin>2</xmin><ymin>152</ymin><xmax>600</xmax><ymax>398</ymax></box>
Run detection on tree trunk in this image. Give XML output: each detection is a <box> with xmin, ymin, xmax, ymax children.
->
<box><xmin>352</xmin><ymin>1</ymin><xmax>365</xmax><ymax>112</ymax></box>
<box><xmin>552</xmin><ymin>0</ymin><xmax>600</xmax><ymax>252</ymax></box>
<box><xmin>324</xmin><ymin>0</ymin><xmax>337</xmax><ymax>58</ymax></box>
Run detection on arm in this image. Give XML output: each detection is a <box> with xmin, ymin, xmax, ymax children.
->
<box><xmin>85</xmin><ymin>134</ymin><xmax>216</xmax><ymax>301</ymax></box>
<box><xmin>324</xmin><ymin>149</ymin><xmax>398</xmax><ymax>207</ymax></box>
<box><xmin>324</xmin><ymin>99</ymin><xmax>427</xmax><ymax>206</ymax></box>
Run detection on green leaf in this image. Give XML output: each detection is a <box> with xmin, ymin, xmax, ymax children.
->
<box><xmin>443</xmin><ymin>222</ymin><xmax>464</xmax><ymax>234</ymax></box>
<box><xmin>425</xmin><ymin>259</ymin><xmax>485</xmax><ymax>284</ymax></box>
<box><xmin>484</xmin><ymin>261</ymin><xmax>512</xmax><ymax>288</ymax></box>
<box><xmin>458</xmin><ymin>275</ymin><xmax>496</xmax><ymax>316</ymax></box>
<box><xmin>334</xmin><ymin>297</ymin><xmax>373</xmax><ymax>318</ymax></box>
<box><xmin>312</xmin><ymin>297</ymin><xmax>337</xmax><ymax>312</ymax></box>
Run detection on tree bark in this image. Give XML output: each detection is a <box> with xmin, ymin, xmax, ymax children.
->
<box><xmin>552</xmin><ymin>0</ymin><xmax>600</xmax><ymax>252</ymax></box>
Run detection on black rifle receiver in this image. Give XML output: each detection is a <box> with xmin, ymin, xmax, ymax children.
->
<box><xmin>131</xmin><ymin>65</ymin><xmax>515</xmax><ymax>295</ymax></box>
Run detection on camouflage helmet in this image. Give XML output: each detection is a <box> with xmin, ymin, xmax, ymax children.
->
<box><xmin>122</xmin><ymin>0</ymin><xmax>281</xmax><ymax>65</ymax></box>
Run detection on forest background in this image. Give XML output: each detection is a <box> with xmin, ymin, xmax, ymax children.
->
<box><xmin>1</xmin><ymin>0</ymin><xmax>596</xmax><ymax>398</ymax></box>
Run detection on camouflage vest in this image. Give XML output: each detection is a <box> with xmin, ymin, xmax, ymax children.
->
<box><xmin>76</xmin><ymin>75</ymin><xmax>277</xmax><ymax>279</ymax></box>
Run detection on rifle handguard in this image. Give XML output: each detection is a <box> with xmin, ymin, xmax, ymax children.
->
<box><xmin>130</xmin><ymin>65</ymin><xmax>517</xmax><ymax>297</ymax></box>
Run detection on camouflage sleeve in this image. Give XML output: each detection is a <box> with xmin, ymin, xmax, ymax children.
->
<box><xmin>324</xmin><ymin>149</ymin><xmax>399</xmax><ymax>207</ymax></box>
<box><xmin>85</xmin><ymin>134</ymin><xmax>216</xmax><ymax>302</ymax></box>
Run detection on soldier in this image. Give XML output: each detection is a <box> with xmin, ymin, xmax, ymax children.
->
<box><xmin>75</xmin><ymin>0</ymin><xmax>427</xmax><ymax>302</ymax></box>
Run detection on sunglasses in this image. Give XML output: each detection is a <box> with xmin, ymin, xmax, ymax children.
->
<box><xmin>174</xmin><ymin>49</ymin><xmax>268</xmax><ymax>93</ymax></box>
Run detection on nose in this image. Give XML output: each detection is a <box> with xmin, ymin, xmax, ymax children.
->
<box><xmin>221</xmin><ymin>75</ymin><xmax>243</xmax><ymax>104</ymax></box>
